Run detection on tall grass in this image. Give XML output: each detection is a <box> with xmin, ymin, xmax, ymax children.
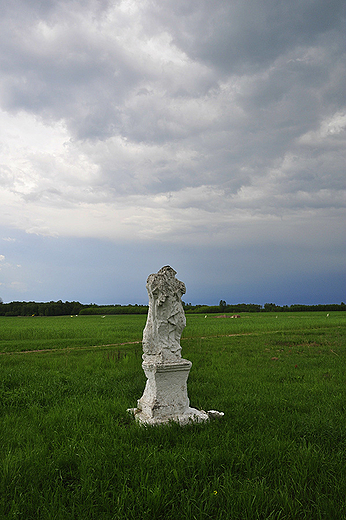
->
<box><xmin>0</xmin><ymin>312</ymin><xmax>345</xmax><ymax>519</ymax></box>
<box><xmin>0</xmin><ymin>315</ymin><xmax>147</xmax><ymax>353</ymax></box>
<box><xmin>0</xmin><ymin>311</ymin><xmax>341</xmax><ymax>353</ymax></box>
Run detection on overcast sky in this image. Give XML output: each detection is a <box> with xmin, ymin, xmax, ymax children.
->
<box><xmin>0</xmin><ymin>0</ymin><xmax>345</xmax><ymax>306</ymax></box>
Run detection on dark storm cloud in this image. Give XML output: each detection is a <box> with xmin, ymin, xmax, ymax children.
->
<box><xmin>149</xmin><ymin>0</ymin><xmax>345</xmax><ymax>73</ymax></box>
<box><xmin>0</xmin><ymin>0</ymin><xmax>137</xmax><ymax>140</ymax></box>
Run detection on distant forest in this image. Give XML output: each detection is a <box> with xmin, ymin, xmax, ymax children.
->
<box><xmin>0</xmin><ymin>299</ymin><xmax>345</xmax><ymax>316</ymax></box>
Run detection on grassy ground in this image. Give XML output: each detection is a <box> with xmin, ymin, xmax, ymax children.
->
<box><xmin>0</xmin><ymin>315</ymin><xmax>147</xmax><ymax>353</ymax></box>
<box><xmin>0</xmin><ymin>312</ymin><xmax>345</xmax><ymax>519</ymax></box>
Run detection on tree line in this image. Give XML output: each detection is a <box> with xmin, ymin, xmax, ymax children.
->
<box><xmin>0</xmin><ymin>300</ymin><xmax>149</xmax><ymax>317</ymax></box>
<box><xmin>183</xmin><ymin>301</ymin><xmax>262</xmax><ymax>313</ymax></box>
<box><xmin>261</xmin><ymin>302</ymin><xmax>346</xmax><ymax>312</ymax></box>
<box><xmin>0</xmin><ymin>300</ymin><xmax>83</xmax><ymax>317</ymax></box>
<box><xmin>184</xmin><ymin>301</ymin><xmax>346</xmax><ymax>313</ymax></box>
<box><xmin>79</xmin><ymin>304</ymin><xmax>148</xmax><ymax>315</ymax></box>
<box><xmin>0</xmin><ymin>299</ymin><xmax>344</xmax><ymax>317</ymax></box>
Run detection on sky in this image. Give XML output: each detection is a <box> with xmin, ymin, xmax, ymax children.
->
<box><xmin>0</xmin><ymin>0</ymin><xmax>345</xmax><ymax>306</ymax></box>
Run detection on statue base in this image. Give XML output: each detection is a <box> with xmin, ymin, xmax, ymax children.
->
<box><xmin>129</xmin><ymin>360</ymin><xmax>209</xmax><ymax>425</ymax></box>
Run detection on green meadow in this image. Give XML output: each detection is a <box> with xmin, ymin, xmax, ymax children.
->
<box><xmin>1</xmin><ymin>312</ymin><xmax>346</xmax><ymax>519</ymax></box>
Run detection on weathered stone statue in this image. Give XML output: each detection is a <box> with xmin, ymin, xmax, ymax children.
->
<box><xmin>128</xmin><ymin>266</ymin><xmax>223</xmax><ymax>425</ymax></box>
<box><xmin>142</xmin><ymin>266</ymin><xmax>186</xmax><ymax>364</ymax></box>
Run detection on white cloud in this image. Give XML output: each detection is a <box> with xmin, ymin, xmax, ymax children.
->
<box><xmin>8</xmin><ymin>281</ymin><xmax>28</xmax><ymax>293</ymax></box>
<box><xmin>299</xmin><ymin>112</ymin><xmax>346</xmax><ymax>144</ymax></box>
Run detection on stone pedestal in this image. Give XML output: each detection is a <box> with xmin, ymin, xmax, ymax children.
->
<box><xmin>134</xmin><ymin>360</ymin><xmax>209</xmax><ymax>425</ymax></box>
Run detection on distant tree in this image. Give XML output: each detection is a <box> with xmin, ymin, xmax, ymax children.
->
<box><xmin>219</xmin><ymin>300</ymin><xmax>227</xmax><ymax>312</ymax></box>
<box><xmin>264</xmin><ymin>303</ymin><xmax>279</xmax><ymax>312</ymax></box>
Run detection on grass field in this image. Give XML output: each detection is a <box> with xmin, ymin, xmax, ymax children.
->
<box><xmin>1</xmin><ymin>312</ymin><xmax>346</xmax><ymax>519</ymax></box>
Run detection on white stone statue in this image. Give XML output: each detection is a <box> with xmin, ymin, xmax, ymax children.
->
<box><xmin>128</xmin><ymin>266</ymin><xmax>224</xmax><ymax>425</ymax></box>
<box><xmin>142</xmin><ymin>265</ymin><xmax>186</xmax><ymax>364</ymax></box>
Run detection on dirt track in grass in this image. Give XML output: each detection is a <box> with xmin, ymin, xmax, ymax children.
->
<box><xmin>0</xmin><ymin>331</ymin><xmax>285</xmax><ymax>355</ymax></box>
